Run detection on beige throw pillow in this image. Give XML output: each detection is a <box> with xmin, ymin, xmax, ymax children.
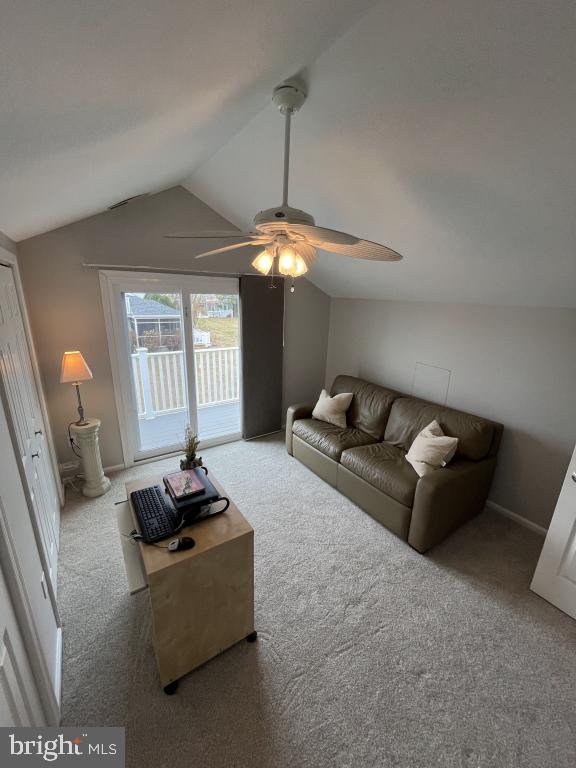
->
<box><xmin>312</xmin><ymin>389</ymin><xmax>353</xmax><ymax>429</ymax></box>
<box><xmin>405</xmin><ymin>420</ymin><xmax>458</xmax><ymax>477</ymax></box>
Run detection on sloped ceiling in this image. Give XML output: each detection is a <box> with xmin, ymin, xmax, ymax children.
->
<box><xmin>185</xmin><ymin>0</ymin><xmax>576</xmax><ymax>308</ymax></box>
<box><xmin>0</xmin><ymin>0</ymin><xmax>376</xmax><ymax>240</ymax></box>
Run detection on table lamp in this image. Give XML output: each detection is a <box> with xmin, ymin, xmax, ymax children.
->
<box><xmin>60</xmin><ymin>351</ymin><xmax>93</xmax><ymax>425</ymax></box>
<box><xmin>60</xmin><ymin>350</ymin><xmax>110</xmax><ymax>497</ymax></box>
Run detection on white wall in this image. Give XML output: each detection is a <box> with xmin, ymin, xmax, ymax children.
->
<box><xmin>326</xmin><ymin>299</ymin><xmax>576</xmax><ymax>529</ymax></box>
<box><xmin>17</xmin><ymin>186</ymin><xmax>330</xmax><ymax>468</ymax></box>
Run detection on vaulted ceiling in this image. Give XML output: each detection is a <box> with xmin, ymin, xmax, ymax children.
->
<box><xmin>3</xmin><ymin>0</ymin><xmax>575</xmax><ymax>307</ymax></box>
<box><xmin>185</xmin><ymin>0</ymin><xmax>576</xmax><ymax>307</ymax></box>
<box><xmin>0</xmin><ymin>0</ymin><xmax>376</xmax><ymax>240</ymax></box>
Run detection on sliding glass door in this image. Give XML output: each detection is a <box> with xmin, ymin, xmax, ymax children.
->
<box><xmin>103</xmin><ymin>272</ymin><xmax>242</xmax><ymax>463</ymax></box>
<box><xmin>190</xmin><ymin>292</ymin><xmax>242</xmax><ymax>442</ymax></box>
<box><xmin>125</xmin><ymin>290</ymin><xmax>189</xmax><ymax>454</ymax></box>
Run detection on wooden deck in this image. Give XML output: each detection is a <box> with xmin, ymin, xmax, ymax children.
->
<box><xmin>138</xmin><ymin>401</ymin><xmax>241</xmax><ymax>452</ymax></box>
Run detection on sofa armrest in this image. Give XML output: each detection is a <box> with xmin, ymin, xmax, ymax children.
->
<box><xmin>408</xmin><ymin>457</ymin><xmax>497</xmax><ymax>553</ymax></box>
<box><xmin>286</xmin><ymin>403</ymin><xmax>314</xmax><ymax>455</ymax></box>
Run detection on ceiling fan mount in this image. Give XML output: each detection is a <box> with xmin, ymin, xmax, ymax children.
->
<box><xmin>165</xmin><ymin>80</ymin><xmax>403</xmax><ymax>281</ymax></box>
<box><xmin>272</xmin><ymin>81</ymin><xmax>307</xmax><ymax>114</ymax></box>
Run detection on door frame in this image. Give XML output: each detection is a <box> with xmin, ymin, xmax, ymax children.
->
<box><xmin>100</xmin><ymin>270</ymin><xmax>241</xmax><ymax>467</ymax></box>
<box><xmin>100</xmin><ymin>271</ymin><xmax>193</xmax><ymax>464</ymax></box>
<box><xmin>530</xmin><ymin>443</ymin><xmax>576</xmax><ymax>619</ymax></box>
<box><xmin>0</xmin><ymin>247</ymin><xmax>63</xmax><ymax>506</ymax></box>
<box><xmin>0</xmin><ymin>244</ymin><xmax>62</xmax><ymax>725</ymax></box>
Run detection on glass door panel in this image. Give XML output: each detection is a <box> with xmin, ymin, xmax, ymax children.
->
<box><xmin>122</xmin><ymin>291</ymin><xmax>191</xmax><ymax>456</ymax></box>
<box><xmin>190</xmin><ymin>293</ymin><xmax>242</xmax><ymax>442</ymax></box>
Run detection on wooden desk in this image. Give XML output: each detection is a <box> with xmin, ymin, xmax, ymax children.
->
<box><xmin>125</xmin><ymin>472</ymin><xmax>255</xmax><ymax>694</ymax></box>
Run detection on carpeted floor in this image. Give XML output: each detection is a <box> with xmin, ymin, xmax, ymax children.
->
<box><xmin>59</xmin><ymin>434</ymin><xmax>576</xmax><ymax>768</ymax></box>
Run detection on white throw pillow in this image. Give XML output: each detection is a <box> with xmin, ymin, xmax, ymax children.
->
<box><xmin>405</xmin><ymin>420</ymin><xmax>458</xmax><ymax>477</ymax></box>
<box><xmin>312</xmin><ymin>389</ymin><xmax>353</xmax><ymax>429</ymax></box>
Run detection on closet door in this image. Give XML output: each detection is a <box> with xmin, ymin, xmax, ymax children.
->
<box><xmin>0</xmin><ymin>265</ymin><xmax>60</xmax><ymax>591</ymax></box>
<box><xmin>0</xmin><ymin>391</ymin><xmax>61</xmax><ymax>713</ymax></box>
<box><xmin>0</xmin><ymin>565</ymin><xmax>46</xmax><ymax>726</ymax></box>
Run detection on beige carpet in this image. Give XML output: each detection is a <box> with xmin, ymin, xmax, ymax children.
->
<box><xmin>59</xmin><ymin>434</ymin><xmax>576</xmax><ymax>768</ymax></box>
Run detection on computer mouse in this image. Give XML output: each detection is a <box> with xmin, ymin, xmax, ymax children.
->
<box><xmin>168</xmin><ymin>536</ymin><xmax>196</xmax><ymax>552</ymax></box>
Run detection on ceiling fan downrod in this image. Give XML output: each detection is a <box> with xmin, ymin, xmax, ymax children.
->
<box><xmin>282</xmin><ymin>110</ymin><xmax>291</xmax><ymax>207</ymax></box>
<box><xmin>272</xmin><ymin>82</ymin><xmax>307</xmax><ymax>208</ymax></box>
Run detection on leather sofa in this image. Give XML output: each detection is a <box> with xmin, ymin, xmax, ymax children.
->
<box><xmin>286</xmin><ymin>375</ymin><xmax>502</xmax><ymax>552</ymax></box>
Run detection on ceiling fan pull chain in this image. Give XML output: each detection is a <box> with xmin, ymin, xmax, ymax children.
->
<box><xmin>282</xmin><ymin>109</ymin><xmax>292</xmax><ymax>207</ymax></box>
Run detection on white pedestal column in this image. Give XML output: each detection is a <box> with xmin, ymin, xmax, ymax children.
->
<box><xmin>70</xmin><ymin>418</ymin><xmax>111</xmax><ymax>498</ymax></box>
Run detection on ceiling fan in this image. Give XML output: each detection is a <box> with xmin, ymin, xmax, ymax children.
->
<box><xmin>166</xmin><ymin>81</ymin><xmax>403</xmax><ymax>285</ymax></box>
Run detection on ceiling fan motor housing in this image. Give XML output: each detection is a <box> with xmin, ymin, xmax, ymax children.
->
<box><xmin>253</xmin><ymin>205</ymin><xmax>315</xmax><ymax>233</ymax></box>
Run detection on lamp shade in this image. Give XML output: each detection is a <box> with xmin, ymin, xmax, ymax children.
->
<box><xmin>60</xmin><ymin>351</ymin><xmax>93</xmax><ymax>383</ymax></box>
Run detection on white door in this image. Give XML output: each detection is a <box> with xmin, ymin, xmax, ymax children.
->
<box><xmin>0</xmin><ymin>265</ymin><xmax>60</xmax><ymax>592</ymax></box>
<box><xmin>531</xmin><ymin>444</ymin><xmax>576</xmax><ymax>619</ymax></box>
<box><xmin>102</xmin><ymin>271</ymin><xmax>241</xmax><ymax>464</ymax></box>
<box><xmin>0</xmin><ymin>565</ymin><xmax>46</xmax><ymax>726</ymax></box>
<box><xmin>0</xmin><ymin>393</ymin><xmax>61</xmax><ymax>711</ymax></box>
<box><xmin>113</xmin><ymin>284</ymin><xmax>193</xmax><ymax>460</ymax></box>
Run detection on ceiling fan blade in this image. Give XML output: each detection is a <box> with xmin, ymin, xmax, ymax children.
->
<box><xmin>284</xmin><ymin>223</ymin><xmax>401</xmax><ymax>259</ymax></box>
<box><xmin>164</xmin><ymin>230</ymin><xmax>254</xmax><ymax>239</ymax></box>
<box><xmin>194</xmin><ymin>239</ymin><xmax>272</xmax><ymax>259</ymax></box>
<box><xmin>284</xmin><ymin>223</ymin><xmax>359</xmax><ymax>246</ymax></box>
<box><xmin>293</xmin><ymin>242</ymin><xmax>317</xmax><ymax>263</ymax></box>
<box><xmin>321</xmin><ymin>239</ymin><xmax>402</xmax><ymax>261</ymax></box>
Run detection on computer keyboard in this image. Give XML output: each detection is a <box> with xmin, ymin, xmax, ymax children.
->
<box><xmin>131</xmin><ymin>485</ymin><xmax>180</xmax><ymax>543</ymax></box>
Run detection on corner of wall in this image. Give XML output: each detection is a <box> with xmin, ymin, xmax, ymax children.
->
<box><xmin>282</xmin><ymin>277</ymin><xmax>331</xmax><ymax>412</ymax></box>
<box><xmin>0</xmin><ymin>229</ymin><xmax>17</xmax><ymax>256</ymax></box>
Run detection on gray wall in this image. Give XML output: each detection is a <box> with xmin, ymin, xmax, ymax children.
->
<box><xmin>326</xmin><ymin>299</ymin><xmax>576</xmax><ymax>530</ymax></box>
<box><xmin>17</xmin><ymin>186</ymin><xmax>330</xmax><ymax>468</ymax></box>
<box><xmin>283</xmin><ymin>278</ymin><xmax>330</xmax><ymax>414</ymax></box>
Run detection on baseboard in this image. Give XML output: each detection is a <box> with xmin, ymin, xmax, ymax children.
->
<box><xmin>485</xmin><ymin>499</ymin><xmax>547</xmax><ymax>536</ymax></box>
<box><xmin>243</xmin><ymin>429</ymin><xmax>282</xmax><ymax>441</ymax></box>
<box><xmin>48</xmin><ymin>627</ymin><xmax>63</xmax><ymax>725</ymax></box>
<box><xmin>54</xmin><ymin>627</ymin><xmax>62</xmax><ymax>706</ymax></box>
<box><xmin>103</xmin><ymin>463</ymin><xmax>125</xmax><ymax>474</ymax></box>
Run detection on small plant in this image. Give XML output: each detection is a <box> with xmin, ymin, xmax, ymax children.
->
<box><xmin>181</xmin><ymin>426</ymin><xmax>202</xmax><ymax>470</ymax></box>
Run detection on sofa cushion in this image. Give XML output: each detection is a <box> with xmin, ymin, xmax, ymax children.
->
<box><xmin>331</xmin><ymin>375</ymin><xmax>399</xmax><ymax>441</ymax></box>
<box><xmin>340</xmin><ymin>442</ymin><xmax>419</xmax><ymax>507</ymax></box>
<box><xmin>406</xmin><ymin>420</ymin><xmax>459</xmax><ymax>477</ymax></box>
<box><xmin>384</xmin><ymin>398</ymin><xmax>494</xmax><ymax>461</ymax></box>
<box><xmin>292</xmin><ymin>418</ymin><xmax>377</xmax><ymax>462</ymax></box>
<box><xmin>312</xmin><ymin>389</ymin><xmax>353</xmax><ymax>428</ymax></box>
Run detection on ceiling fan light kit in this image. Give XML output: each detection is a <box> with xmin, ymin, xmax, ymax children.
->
<box><xmin>166</xmin><ymin>80</ymin><xmax>403</xmax><ymax>288</ymax></box>
<box><xmin>252</xmin><ymin>248</ymin><xmax>275</xmax><ymax>276</ymax></box>
<box><xmin>252</xmin><ymin>235</ymin><xmax>317</xmax><ymax>279</ymax></box>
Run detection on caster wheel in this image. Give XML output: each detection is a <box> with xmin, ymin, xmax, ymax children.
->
<box><xmin>246</xmin><ymin>631</ymin><xmax>258</xmax><ymax>643</ymax></box>
<box><xmin>163</xmin><ymin>681</ymin><xmax>178</xmax><ymax>695</ymax></box>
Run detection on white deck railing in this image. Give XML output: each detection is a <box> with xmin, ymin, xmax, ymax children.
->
<box><xmin>132</xmin><ymin>347</ymin><xmax>240</xmax><ymax>418</ymax></box>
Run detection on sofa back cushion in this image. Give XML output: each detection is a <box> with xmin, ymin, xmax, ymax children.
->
<box><xmin>384</xmin><ymin>398</ymin><xmax>495</xmax><ymax>461</ymax></box>
<box><xmin>331</xmin><ymin>375</ymin><xmax>398</xmax><ymax>441</ymax></box>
